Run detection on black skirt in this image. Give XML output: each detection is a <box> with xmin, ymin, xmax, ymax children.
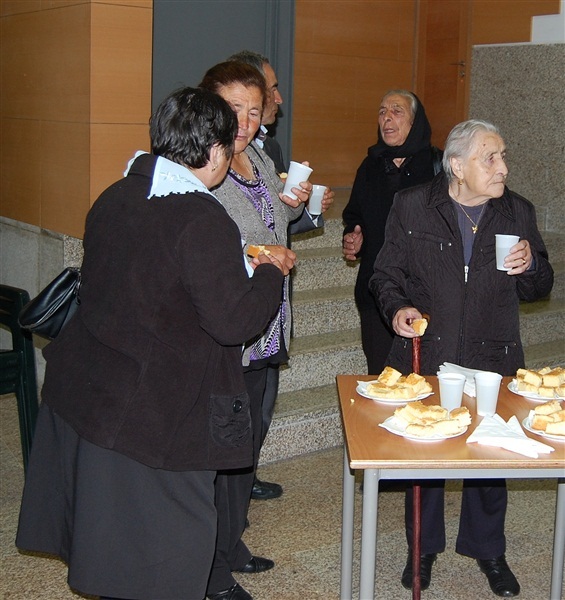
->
<box><xmin>16</xmin><ymin>403</ymin><xmax>217</xmax><ymax>600</ymax></box>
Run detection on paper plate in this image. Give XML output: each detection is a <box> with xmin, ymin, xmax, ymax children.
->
<box><xmin>356</xmin><ymin>381</ymin><xmax>433</xmax><ymax>405</ymax></box>
<box><xmin>378</xmin><ymin>416</ymin><xmax>467</xmax><ymax>442</ymax></box>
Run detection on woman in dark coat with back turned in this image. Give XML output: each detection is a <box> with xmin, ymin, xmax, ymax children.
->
<box><xmin>342</xmin><ymin>90</ymin><xmax>441</xmax><ymax>374</ymax></box>
<box><xmin>16</xmin><ymin>87</ymin><xmax>288</xmax><ymax>600</ymax></box>
<box><xmin>370</xmin><ymin>120</ymin><xmax>553</xmax><ymax>597</ymax></box>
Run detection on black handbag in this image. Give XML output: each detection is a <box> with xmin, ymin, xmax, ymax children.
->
<box><xmin>18</xmin><ymin>267</ymin><xmax>81</xmax><ymax>340</ymax></box>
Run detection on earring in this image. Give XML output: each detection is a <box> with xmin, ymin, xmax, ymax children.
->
<box><xmin>458</xmin><ymin>178</ymin><xmax>464</xmax><ymax>186</ymax></box>
<box><xmin>211</xmin><ymin>164</ymin><xmax>218</xmax><ymax>172</ymax></box>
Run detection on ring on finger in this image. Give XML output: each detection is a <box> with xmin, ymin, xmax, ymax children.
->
<box><xmin>522</xmin><ymin>258</ymin><xmax>526</xmax><ymax>265</ymax></box>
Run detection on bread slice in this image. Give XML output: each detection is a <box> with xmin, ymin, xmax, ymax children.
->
<box><xmin>516</xmin><ymin>380</ymin><xmax>540</xmax><ymax>394</ymax></box>
<box><xmin>430</xmin><ymin>419</ymin><xmax>462</xmax><ymax>436</ymax></box>
<box><xmin>405</xmin><ymin>423</ymin><xmax>433</xmax><ymax>437</ymax></box>
<box><xmin>534</xmin><ymin>400</ymin><xmax>562</xmax><ymax>415</ymax></box>
<box><xmin>556</xmin><ymin>385</ymin><xmax>565</xmax><ymax>398</ymax></box>
<box><xmin>411</xmin><ymin>318</ymin><xmax>428</xmax><ymax>336</ymax></box>
<box><xmin>531</xmin><ymin>414</ymin><xmax>553</xmax><ymax>431</ymax></box>
<box><xmin>550</xmin><ymin>409</ymin><xmax>565</xmax><ymax>422</ymax></box>
<box><xmin>515</xmin><ymin>368</ymin><xmax>528</xmax><ymax>380</ymax></box>
<box><xmin>523</xmin><ymin>370</ymin><xmax>543</xmax><ymax>387</ymax></box>
<box><xmin>450</xmin><ymin>406</ymin><xmax>472</xmax><ymax>427</ymax></box>
<box><xmin>545</xmin><ymin>420</ymin><xmax>565</xmax><ymax>436</ymax></box>
<box><xmin>538</xmin><ymin>385</ymin><xmax>557</xmax><ymax>398</ymax></box>
<box><xmin>404</xmin><ymin>373</ymin><xmax>429</xmax><ymax>394</ymax></box>
<box><xmin>377</xmin><ymin>366</ymin><xmax>402</xmax><ymax>387</ymax></box>
<box><xmin>538</xmin><ymin>366</ymin><xmax>553</xmax><ymax>375</ymax></box>
<box><xmin>543</xmin><ymin>368</ymin><xmax>565</xmax><ymax>387</ymax></box>
<box><xmin>246</xmin><ymin>244</ymin><xmax>270</xmax><ymax>258</ymax></box>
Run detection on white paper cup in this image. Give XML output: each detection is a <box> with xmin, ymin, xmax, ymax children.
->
<box><xmin>438</xmin><ymin>373</ymin><xmax>466</xmax><ymax>412</ymax></box>
<box><xmin>475</xmin><ymin>372</ymin><xmax>503</xmax><ymax>416</ymax></box>
<box><xmin>308</xmin><ymin>185</ymin><xmax>326</xmax><ymax>216</ymax></box>
<box><xmin>282</xmin><ymin>161</ymin><xmax>313</xmax><ymax>200</ymax></box>
<box><xmin>495</xmin><ymin>234</ymin><xmax>520</xmax><ymax>271</ymax></box>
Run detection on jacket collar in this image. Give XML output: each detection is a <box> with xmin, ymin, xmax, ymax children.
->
<box><xmin>427</xmin><ymin>172</ymin><xmax>516</xmax><ymax>222</ymax></box>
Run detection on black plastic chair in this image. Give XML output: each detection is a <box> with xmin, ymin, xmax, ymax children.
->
<box><xmin>0</xmin><ymin>284</ymin><xmax>39</xmax><ymax>471</ymax></box>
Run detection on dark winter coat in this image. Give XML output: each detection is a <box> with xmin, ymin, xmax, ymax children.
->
<box><xmin>42</xmin><ymin>153</ymin><xmax>284</xmax><ymax>471</ymax></box>
<box><xmin>370</xmin><ymin>172</ymin><xmax>554</xmax><ymax>376</ymax></box>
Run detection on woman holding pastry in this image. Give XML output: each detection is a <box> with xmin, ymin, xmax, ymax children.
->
<box><xmin>199</xmin><ymin>61</ymin><xmax>309</xmax><ymax>600</ymax></box>
<box><xmin>371</xmin><ymin>120</ymin><xmax>554</xmax><ymax>597</ymax></box>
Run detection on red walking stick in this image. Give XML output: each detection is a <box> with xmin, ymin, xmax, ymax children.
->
<box><xmin>411</xmin><ymin>313</ymin><xmax>428</xmax><ymax>600</ymax></box>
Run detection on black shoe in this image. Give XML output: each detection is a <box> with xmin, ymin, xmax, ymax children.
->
<box><xmin>251</xmin><ymin>478</ymin><xmax>283</xmax><ymax>500</ymax></box>
<box><xmin>477</xmin><ymin>555</ymin><xmax>520</xmax><ymax>597</ymax></box>
<box><xmin>401</xmin><ymin>550</ymin><xmax>437</xmax><ymax>590</ymax></box>
<box><xmin>233</xmin><ymin>556</ymin><xmax>275</xmax><ymax>573</ymax></box>
<box><xmin>207</xmin><ymin>583</ymin><xmax>253</xmax><ymax>600</ymax></box>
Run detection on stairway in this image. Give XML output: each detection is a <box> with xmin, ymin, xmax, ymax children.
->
<box><xmin>259</xmin><ymin>194</ymin><xmax>565</xmax><ymax>464</ymax></box>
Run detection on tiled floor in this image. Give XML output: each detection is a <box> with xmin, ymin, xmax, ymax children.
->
<box><xmin>1</xmin><ymin>395</ymin><xmax>562</xmax><ymax>599</ymax></box>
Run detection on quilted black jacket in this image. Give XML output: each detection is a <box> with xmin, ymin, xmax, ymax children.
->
<box><xmin>370</xmin><ymin>172</ymin><xmax>554</xmax><ymax>376</ymax></box>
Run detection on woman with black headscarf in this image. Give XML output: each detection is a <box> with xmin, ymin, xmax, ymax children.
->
<box><xmin>342</xmin><ymin>90</ymin><xmax>441</xmax><ymax>374</ymax></box>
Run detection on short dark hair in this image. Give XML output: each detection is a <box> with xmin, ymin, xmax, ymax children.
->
<box><xmin>150</xmin><ymin>86</ymin><xmax>237</xmax><ymax>168</ymax></box>
<box><xmin>227</xmin><ymin>50</ymin><xmax>269</xmax><ymax>76</ymax></box>
<box><xmin>198</xmin><ymin>61</ymin><xmax>267</xmax><ymax>109</ymax></box>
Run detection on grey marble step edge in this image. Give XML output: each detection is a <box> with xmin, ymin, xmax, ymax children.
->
<box><xmin>261</xmin><ymin>339</ymin><xmax>565</xmax><ymax>463</ymax></box>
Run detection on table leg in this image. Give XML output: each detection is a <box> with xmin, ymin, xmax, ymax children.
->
<box><xmin>550</xmin><ymin>478</ymin><xmax>565</xmax><ymax>600</ymax></box>
<box><xmin>412</xmin><ymin>483</ymin><xmax>421</xmax><ymax>600</ymax></box>
<box><xmin>359</xmin><ymin>469</ymin><xmax>380</xmax><ymax>600</ymax></box>
<box><xmin>341</xmin><ymin>447</ymin><xmax>355</xmax><ymax>600</ymax></box>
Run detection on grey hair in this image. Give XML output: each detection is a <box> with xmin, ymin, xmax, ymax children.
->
<box><xmin>382</xmin><ymin>89</ymin><xmax>417</xmax><ymax>121</ymax></box>
<box><xmin>443</xmin><ymin>119</ymin><xmax>501</xmax><ymax>182</ymax></box>
<box><xmin>227</xmin><ymin>50</ymin><xmax>269</xmax><ymax>76</ymax></box>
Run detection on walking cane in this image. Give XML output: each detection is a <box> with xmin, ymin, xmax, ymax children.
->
<box><xmin>411</xmin><ymin>314</ymin><xmax>428</xmax><ymax>600</ymax></box>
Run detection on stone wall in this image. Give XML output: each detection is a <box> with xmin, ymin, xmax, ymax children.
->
<box><xmin>469</xmin><ymin>43</ymin><xmax>565</xmax><ymax>232</ymax></box>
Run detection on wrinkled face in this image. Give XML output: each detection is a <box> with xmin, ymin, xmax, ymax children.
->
<box><xmin>217</xmin><ymin>82</ymin><xmax>263</xmax><ymax>154</ymax></box>
<box><xmin>455</xmin><ymin>132</ymin><xmax>508</xmax><ymax>201</ymax></box>
<box><xmin>261</xmin><ymin>63</ymin><xmax>283</xmax><ymax>126</ymax></box>
<box><xmin>378</xmin><ymin>94</ymin><xmax>414</xmax><ymax>147</ymax></box>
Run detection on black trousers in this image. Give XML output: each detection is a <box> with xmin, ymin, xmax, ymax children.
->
<box><xmin>207</xmin><ymin>367</ymin><xmax>268</xmax><ymax>595</ymax></box>
<box><xmin>405</xmin><ymin>479</ymin><xmax>508</xmax><ymax>559</ymax></box>
<box><xmin>359</xmin><ymin>307</ymin><xmax>394</xmax><ymax>376</ymax></box>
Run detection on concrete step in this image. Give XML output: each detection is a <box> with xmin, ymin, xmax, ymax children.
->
<box><xmin>279</xmin><ymin>328</ymin><xmax>366</xmax><ymax>393</ymax></box>
<box><xmin>260</xmin><ymin>384</ymin><xmax>342</xmax><ymax>463</ymax></box>
<box><xmin>291</xmin><ymin>285</ymin><xmax>359</xmax><ymax>337</ymax></box>
<box><xmin>520</xmin><ymin>297</ymin><xmax>564</xmax><ymax>346</ymax></box>
<box><xmin>291</xmin><ymin>246</ymin><xmax>357</xmax><ymax>291</ymax></box>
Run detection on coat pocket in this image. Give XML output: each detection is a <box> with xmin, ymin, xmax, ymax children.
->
<box><xmin>209</xmin><ymin>392</ymin><xmax>252</xmax><ymax>448</ymax></box>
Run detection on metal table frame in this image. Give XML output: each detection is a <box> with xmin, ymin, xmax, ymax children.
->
<box><xmin>337</xmin><ymin>375</ymin><xmax>565</xmax><ymax>600</ymax></box>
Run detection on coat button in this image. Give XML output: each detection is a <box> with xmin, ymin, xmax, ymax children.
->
<box><xmin>233</xmin><ymin>399</ymin><xmax>242</xmax><ymax>413</ymax></box>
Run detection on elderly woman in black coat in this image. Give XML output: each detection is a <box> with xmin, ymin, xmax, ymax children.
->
<box><xmin>16</xmin><ymin>87</ymin><xmax>287</xmax><ymax>600</ymax></box>
<box><xmin>371</xmin><ymin>119</ymin><xmax>553</xmax><ymax>597</ymax></box>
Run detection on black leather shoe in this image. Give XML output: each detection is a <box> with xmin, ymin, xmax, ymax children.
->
<box><xmin>401</xmin><ymin>550</ymin><xmax>437</xmax><ymax>590</ymax></box>
<box><xmin>251</xmin><ymin>478</ymin><xmax>283</xmax><ymax>500</ymax></box>
<box><xmin>477</xmin><ymin>555</ymin><xmax>521</xmax><ymax>597</ymax></box>
<box><xmin>233</xmin><ymin>556</ymin><xmax>275</xmax><ymax>573</ymax></box>
<box><xmin>207</xmin><ymin>583</ymin><xmax>253</xmax><ymax>600</ymax></box>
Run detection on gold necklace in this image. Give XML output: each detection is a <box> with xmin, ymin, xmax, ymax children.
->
<box><xmin>457</xmin><ymin>202</ymin><xmax>486</xmax><ymax>234</ymax></box>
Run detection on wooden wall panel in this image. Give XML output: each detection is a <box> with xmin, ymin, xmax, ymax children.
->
<box><xmin>90</xmin><ymin>123</ymin><xmax>151</xmax><ymax>204</ymax></box>
<box><xmin>0</xmin><ymin>0</ymin><xmax>152</xmax><ymax>238</ymax></box>
<box><xmin>0</xmin><ymin>118</ymin><xmax>42</xmax><ymax>224</ymax></box>
<box><xmin>471</xmin><ymin>0</ymin><xmax>560</xmax><ymax>45</ymax></box>
<box><xmin>90</xmin><ymin>2</ymin><xmax>153</xmax><ymax>123</ymax></box>
<box><xmin>40</xmin><ymin>121</ymin><xmax>90</xmax><ymax>238</ymax></box>
<box><xmin>293</xmin><ymin>0</ymin><xmax>417</xmax><ymax>188</ymax></box>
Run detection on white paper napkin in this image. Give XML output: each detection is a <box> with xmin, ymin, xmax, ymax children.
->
<box><xmin>437</xmin><ymin>362</ymin><xmax>490</xmax><ymax>397</ymax></box>
<box><xmin>466</xmin><ymin>414</ymin><xmax>555</xmax><ymax>458</ymax></box>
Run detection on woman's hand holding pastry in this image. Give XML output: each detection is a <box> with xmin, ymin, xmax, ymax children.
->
<box><xmin>393</xmin><ymin>307</ymin><xmax>423</xmax><ymax>338</ymax></box>
<box><xmin>252</xmin><ymin>244</ymin><xmax>296</xmax><ymax>276</ymax></box>
<box><xmin>506</xmin><ymin>239</ymin><xmax>532</xmax><ymax>274</ymax></box>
